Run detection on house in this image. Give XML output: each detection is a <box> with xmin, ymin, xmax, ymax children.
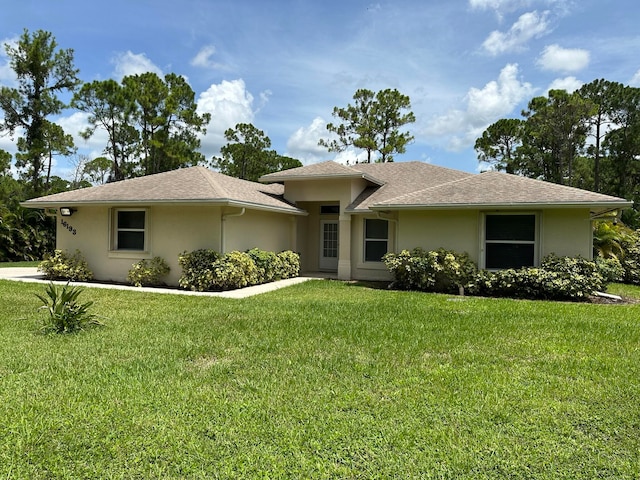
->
<box><xmin>23</xmin><ymin>161</ymin><xmax>632</xmax><ymax>285</ymax></box>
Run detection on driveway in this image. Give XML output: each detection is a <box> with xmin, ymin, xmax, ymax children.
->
<box><xmin>0</xmin><ymin>267</ymin><xmax>316</xmax><ymax>298</ymax></box>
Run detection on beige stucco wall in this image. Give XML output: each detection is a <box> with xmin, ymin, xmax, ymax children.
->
<box><xmin>540</xmin><ymin>208</ymin><xmax>593</xmax><ymax>260</ymax></box>
<box><xmin>395</xmin><ymin>208</ymin><xmax>594</xmax><ymax>268</ymax></box>
<box><xmin>54</xmin><ymin>204</ymin><xmax>296</xmax><ymax>286</ymax></box>
<box><xmin>397</xmin><ymin>210</ymin><xmax>481</xmax><ymax>262</ymax></box>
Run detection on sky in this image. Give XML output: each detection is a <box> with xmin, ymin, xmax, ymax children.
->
<box><xmin>1</xmin><ymin>0</ymin><xmax>640</xmax><ymax>180</ymax></box>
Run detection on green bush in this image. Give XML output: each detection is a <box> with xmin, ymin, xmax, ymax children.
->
<box><xmin>127</xmin><ymin>257</ymin><xmax>170</xmax><ymax>287</ymax></box>
<box><xmin>179</xmin><ymin>248</ymin><xmax>300</xmax><ymax>291</ymax></box>
<box><xmin>620</xmin><ymin>229</ymin><xmax>640</xmax><ymax>285</ymax></box>
<box><xmin>211</xmin><ymin>251</ymin><xmax>260</xmax><ymax>290</ymax></box>
<box><xmin>38</xmin><ymin>249</ymin><xmax>93</xmax><ymax>281</ymax></box>
<box><xmin>178</xmin><ymin>249</ymin><xmax>220</xmax><ymax>291</ymax></box>
<box><xmin>246</xmin><ymin>248</ymin><xmax>279</xmax><ymax>284</ymax></box>
<box><xmin>385</xmin><ymin>249</ymin><xmax>605</xmax><ymax>301</ymax></box>
<box><xmin>276</xmin><ymin>250</ymin><xmax>300</xmax><ymax>279</ymax></box>
<box><xmin>35</xmin><ymin>282</ymin><xmax>102</xmax><ymax>334</ymax></box>
<box><xmin>466</xmin><ymin>254</ymin><xmax>605</xmax><ymax>301</ymax></box>
<box><xmin>383</xmin><ymin>248</ymin><xmax>477</xmax><ymax>294</ymax></box>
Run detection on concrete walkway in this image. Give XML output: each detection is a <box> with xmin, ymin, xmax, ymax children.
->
<box><xmin>0</xmin><ymin>267</ymin><xmax>320</xmax><ymax>298</ymax></box>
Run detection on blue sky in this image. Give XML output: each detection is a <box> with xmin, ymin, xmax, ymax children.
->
<box><xmin>1</xmin><ymin>0</ymin><xmax>640</xmax><ymax>179</ymax></box>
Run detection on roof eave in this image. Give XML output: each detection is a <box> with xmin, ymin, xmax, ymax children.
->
<box><xmin>21</xmin><ymin>198</ymin><xmax>308</xmax><ymax>216</ymax></box>
<box><xmin>260</xmin><ymin>172</ymin><xmax>385</xmax><ymax>186</ymax></box>
<box><xmin>369</xmin><ymin>200</ymin><xmax>634</xmax><ymax>211</ymax></box>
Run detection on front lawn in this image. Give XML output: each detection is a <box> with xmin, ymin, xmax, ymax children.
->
<box><xmin>0</xmin><ymin>260</ymin><xmax>39</xmax><ymax>268</ymax></box>
<box><xmin>0</xmin><ymin>280</ymin><xmax>638</xmax><ymax>478</ymax></box>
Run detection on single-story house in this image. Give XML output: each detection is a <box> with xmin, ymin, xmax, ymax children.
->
<box><xmin>23</xmin><ymin>161</ymin><xmax>632</xmax><ymax>285</ymax></box>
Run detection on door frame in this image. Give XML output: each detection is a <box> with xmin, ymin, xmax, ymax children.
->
<box><xmin>319</xmin><ymin>220</ymin><xmax>339</xmax><ymax>271</ymax></box>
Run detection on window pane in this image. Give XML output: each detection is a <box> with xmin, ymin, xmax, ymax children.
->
<box><xmin>323</xmin><ymin>223</ymin><xmax>338</xmax><ymax>258</ymax></box>
<box><xmin>365</xmin><ymin>219</ymin><xmax>388</xmax><ymax>239</ymax></box>
<box><xmin>486</xmin><ymin>243</ymin><xmax>534</xmax><ymax>269</ymax></box>
<box><xmin>117</xmin><ymin>231</ymin><xmax>145</xmax><ymax>250</ymax></box>
<box><xmin>320</xmin><ymin>205</ymin><xmax>339</xmax><ymax>214</ymax></box>
<box><xmin>365</xmin><ymin>240</ymin><xmax>388</xmax><ymax>262</ymax></box>
<box><xmin>486</xmin><ymin>215</ymin><xmax>535</xmax><ymax>241</ymax></box>
<box><xmin>118</xmin><ymin>211</ymin><xmax>145</xmax><ymax>229</ymax></box>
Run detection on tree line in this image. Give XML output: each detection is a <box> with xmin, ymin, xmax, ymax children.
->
<box><xmin>475</xmin><ymin>80</ymin><xmax>640</xmax><ymax>221</ymax></box>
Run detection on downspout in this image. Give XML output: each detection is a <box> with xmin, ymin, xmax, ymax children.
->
<box><xmin>221</xmin><ymin>207</ymin><xmax>245</xmax><ymax>253</ymax></box>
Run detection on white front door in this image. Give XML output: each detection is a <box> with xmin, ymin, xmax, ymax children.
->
<box><xmin>319</xmin><ymin>220</ymin><xmax>339</xmax><ymax>271</ymax></box>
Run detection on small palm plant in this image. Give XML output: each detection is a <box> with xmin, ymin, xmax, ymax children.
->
<box><xmin>36</xmin><ymin>282</ymin><xmax>102</xmax><ymax>334</ymax></box>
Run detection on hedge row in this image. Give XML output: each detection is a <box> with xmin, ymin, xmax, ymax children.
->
<box><xmin>38</xmin><ymin>248</ymin><xmax>300</xmax><ymax>291</ymax></box>
<box><xmin>178</xmin><ymin>248</ymin><xmax>300</xmax><ymax>292</ymax></box>
<box><xmin>383</xmin><ymin>248</ymin><xmax>608</xmax><ymax>301</ymax></box>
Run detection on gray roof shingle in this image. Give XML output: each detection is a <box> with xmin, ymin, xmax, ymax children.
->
<box><xmin>23</xmin><ymin>166</ymin><xmax>305</xmax><ymax>214</ymax></box>
<box><xmin>375</xmin><ymin>170</ymin><xmax>631</xmax><ymax>209</ymax></box>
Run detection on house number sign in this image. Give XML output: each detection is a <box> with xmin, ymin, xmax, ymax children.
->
<box><xmin>60</xmin><ymin>218</ymin><xmax>77</xmax><ymax>235</ymax></box>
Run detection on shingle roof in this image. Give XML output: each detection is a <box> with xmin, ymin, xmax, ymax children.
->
<box><xmin>375</xmin><ymin>170</ymin><xmax>632</xmax><ymax>210</ymax></box>
<box><xmin>260</xmin><ymin>160</ymin><xmax>385</xmax><ymax>185</ymax></box>
<box><xmin>345</xmin><ymin>161</ymin><xmax>473</xmax><ymax>211</ymax></box>
<box><xmin>23</xmin><ymin>166</ymin><xmax>306</xmax><ymax>214</ymax></box>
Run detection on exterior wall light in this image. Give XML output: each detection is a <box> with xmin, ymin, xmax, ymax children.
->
<box><xmin>59</xmin><ymin>207</ymin><xmax>75</xmax><ymax>217</ymax></box>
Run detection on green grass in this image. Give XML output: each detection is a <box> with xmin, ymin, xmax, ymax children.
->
<box><xmin>0</xmin><ymin>279</ymin><xmax>639</xmax><ymax>479</ymax></box>
<box><xmin>0</xmin><ymin>260</ymin><xmax>40</xmax><ymax>268</ymax></box>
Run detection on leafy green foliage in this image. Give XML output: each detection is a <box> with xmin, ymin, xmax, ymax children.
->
<box><xmin>177</xmin><ymin>249</ymin><xmax>221</xmax><ymax>291</ymax></box>
<box><xmin>211</xmin><ymin>123</ymin><xmax>302</xmax><ymax>181</ymax></box>
<box><xmin>620</xmin><ymin>229</ymin><xmax>640</xmax><ymax>285</ymax></box>
<box><xmin>126</xmin><ymin>256</ymin><xmax>170</xmax><ymax>287</ymax></box>
<box><xmin>179</xmin><ymin>248</ymin><xmax>300</xmax><ymax>291</ymax></box>
<box><xmin>35</xmin><ymin>282</ymin><xmax>100</xmax><ymax>334</ymax></box>
<box><xmin>38</xmin><ymin>249</ymin><xmax>93</xmax><ymax>281</ymax></box>
<box><xmin>467</xmin><ymin>254</ymin><xmax>605</xmax><ymax>301</ymax></box>
<box><xmin>0</xmin><ymin>29</ymin><xmax>80</xmax><ymax>196</ymax></box>
<box><xmin>385</xmin><ymin>249</ymin><xmax>606</xmax><ymax>301</ymax></box>
<box><xmin>383</xmin><ymin>248</ymin><xmax>477</xmax><ymax>294</ymax></box>
<box><xmin>319</xmin><ymin>88</ymin><xmax>415</xmax><ymax>163</ymax></box>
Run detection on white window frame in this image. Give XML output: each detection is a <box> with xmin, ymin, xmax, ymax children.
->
<box><xmin>481</xmin><ymin>212</ymin><xmax>539</xmax><ymax>270</ymax></box>
<box><xmin>109</xmin><ymin>208</ymin><xmax>149</xmax><ymax>256</ymax></box>
<box><xmin>363</xmin><ymin>218</ymin><xmax>389</xmax><ymax>263</ymax></box>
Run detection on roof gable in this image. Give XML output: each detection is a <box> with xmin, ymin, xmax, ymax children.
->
<box><xmin>260</xmin><ymin>160</ymin><xmax>384</xmax><ymax>185</ymax></box>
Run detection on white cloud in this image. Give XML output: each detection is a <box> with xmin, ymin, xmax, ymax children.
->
<box><xmin>196</xmin><ymin>79</ymin><xmax>256</xmax><ymax>158</ymax></box>
<box><xmin>286</xmin><ymin>117</ymin><xmax>375</xmax><ymax>165</ymax></box>
<box><xmin>482</xmin><ymin>10</ymin><xmax>551</xmax><ymax>55</ymax></box>
<box><xmin>286</xmin><ymin>117</ymin><xmax>331</xmax><ymax>165</ymax></box>
<box><xmin>631</xmin><ymin>69</ymin><xmax>640</xmax><ymax>87</ymax></box>
<box><xmin>425</xmin><ymin>63</ymin><xmax>534</xmax><ymax>151</ymax></box>
<box><xmin>0</xmin><ymin>36</ymin><xmax>18</xmax><ymax>86</ymax></box>
<box><xmin>111</xmin><ymin>51</ymin><xmax>163</xmax><ymax>80</ymax></box>
<box><xmin>546</xmin><ymin>76</ymin><xmax>582</xmax><ymax>93</ymax></box>
<box><xmin>55</xmin><ymin>111</ymin><xmax>109</xmax><ymax>155</ymax></box>
<box><xmin>537</xmin><ymin>44</ymin><xmax>589</xmax><ymax>72</ymax></box>
<box><xmin>190</xmin><ymin>45</ymin><xmax>228</xmax><ymax>70</ymax></box>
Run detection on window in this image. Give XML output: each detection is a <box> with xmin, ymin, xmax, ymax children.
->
<box><xmin>364</xmin><ymin>219</ymin><xmax>388</xmax><ymax>262</ymax></box>
<box><xmin>485</xmin><ymin>214</ymin><xmax>536</xmax><ymax>269</ymax></box>
<box><xmin>114</xmin><ymin>210</ymin><xmax>146</xmax><ymax>251</ymax></box>
<box><xmin>320</xmin><ymin>205</ymin><xmax>340</xmax><ymax>215</ymax></box>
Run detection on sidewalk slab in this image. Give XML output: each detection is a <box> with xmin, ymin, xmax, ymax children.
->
<box><xmin>0</xmin><ymin>268</ymin><xmax>319</xmax><ymax>298</ymax></box>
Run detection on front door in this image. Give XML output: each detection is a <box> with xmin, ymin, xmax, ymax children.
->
<box><xmin>319</xmin><ymin>220</ymin><xmax>339</xmax><ymax>271</ymax></box>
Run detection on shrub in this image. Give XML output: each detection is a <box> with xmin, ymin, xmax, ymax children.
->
<box><xmin>246</xmin><ymin>248</ymin><xmax>279</xmax><ymax>284</ymax></box>
<box><xmin>212</xmin><ymin>251</ymin><xmax>259</xmax><ymax>290</ymax></box>
<box><xmin>276</xmin><ymin>250</ymin><xmax>300</xmax><ymax>279</ymax></box>
<box><xmin>127</xmin><ymin>256</ymin><xmax>170</xmax><ymax>287</ymax></box>
<box><xmin>595</xmin><ymin>256</ymin><xmax>625</xmax><ymax>283</ymax></box>
<box><xmin>383</xmin><ymin>248</ymin><xmax>477</xmax><ymax>294</ymax></box>
<box><xmin>178</xmin><ymin>249</ymin><xmax>220</xmax><ymax>291</ymax></box>
<box><xmin>38</xmin><ymin>249</ymin><xmax>93</xmax><ymax>281</ymax></box>
<box><xmin>35</xmin><ymin>282</ymin><xmax>102</xmax><ymax>334</ymax></box>
<box><xmin>620</xmin><ymin>229</ymin><xmax>640</xmax><ymax>285</ymax></box>
<box><xmin>466</xmin><ymin>254</ymin><xmax>605</xmax><ymax>301</ymax></box>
